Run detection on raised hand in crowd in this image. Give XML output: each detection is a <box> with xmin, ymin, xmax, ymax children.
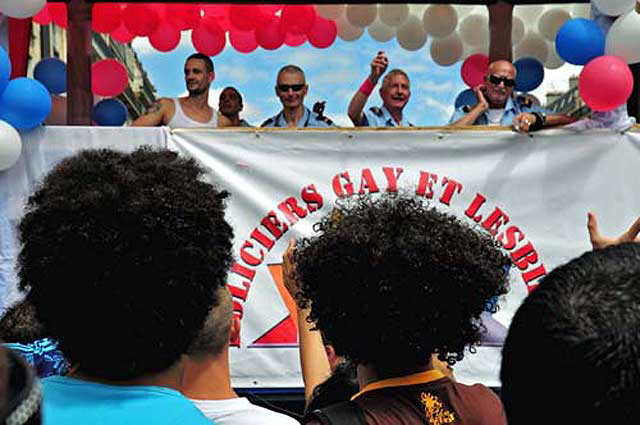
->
<box><xmin>369</xmin><ymin>51</ymin><xmax>389</xmax><ymax>85</ymax></box>
<box><xmin>587</xmin><ymin>212</ymin><xmax>640</xmax><ymax>249</ymax></box>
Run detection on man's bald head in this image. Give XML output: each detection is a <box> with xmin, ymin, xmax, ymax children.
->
<box><xmin>487</xmin><ymin>60</ymin><xmax>517</xmax><ymax>79</ymax></box>
<box><xmin>483</xmin><ymin>60</ymin><xmax>517</xmax><ymax>108</ymax></box>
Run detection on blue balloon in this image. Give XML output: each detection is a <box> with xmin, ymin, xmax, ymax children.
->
<box><xmin>92</xmin><ymin>98</ymin><xmax>127</xmax><ymax>126</ymax></box>
<box><xmin>0</xmin><ymin>78</ymin><xmax>51</xmax><ymax>130</ymax></box>
<box><xmin>514</xmin><ymin>57</ymin><xmax>544</xmax><ymax>92</ymax></box>
<box><xmin>454</xmin><ymin>88</ymin><xmax>478</xmax><ymax>109</ymax></box>
<box><xmin>555</xmin><ymin>18</ymin><xmax>605</xmax><ymax>65</ymax></box>
<box><xmin>34</xmin><ymin>58</ymin><xmax>67</xmax><ymax>94</ymax></box>
<box><xmin>0</xmin><ymin>47</ymin><xmax>11</xmax><ymax>95</ymax></box>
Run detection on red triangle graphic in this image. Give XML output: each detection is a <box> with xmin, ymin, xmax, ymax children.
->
<box><xmin>249</xmin><ymin>314</ymin><xmax>299</xmax><ymax>348</ymax></box>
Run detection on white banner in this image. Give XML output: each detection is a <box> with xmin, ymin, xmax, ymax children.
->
<box><xmin>169</xmin><ymin>127</ymin><xmax>640</xmax><ymax>388</ymax></box>
<box><xmin>2</xmin><ymin>127</ymin><xmax>640</xmax><ymax>389</ymax></box>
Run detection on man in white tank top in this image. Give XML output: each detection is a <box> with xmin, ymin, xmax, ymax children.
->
<box><xmin>133</xmin><ymin>53</ymin><xmax>231</xmax><ymax>128</ymax></box>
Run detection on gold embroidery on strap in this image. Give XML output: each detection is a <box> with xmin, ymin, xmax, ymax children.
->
<box><xmin>420</xmin><ymin>392</ymin><xmax>455</xmax><ymax>425</ymax></box>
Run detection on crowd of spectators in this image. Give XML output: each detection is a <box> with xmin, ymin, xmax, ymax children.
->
<box><xmin>1</xmin><ymin>146</ymin><xmax>640</xmax><ymax>424</ymax></box>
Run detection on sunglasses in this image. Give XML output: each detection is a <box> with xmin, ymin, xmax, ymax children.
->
<box><xmin>488</xmin><ymin>75</ymin><xmax>516</xmax><ymax>88</ymax></box>
<box><xmin>277</xmin><ymin>84</ymin><xmax>305</xmax><ymax>92</ymax></box>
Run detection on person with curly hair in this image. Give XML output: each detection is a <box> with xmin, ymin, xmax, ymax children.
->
<box><xmin>292</xmin><ymin>194</ymin><xmax>510</xmax><ymax>424</ymax></box>
<box><xmin>17</xmin><ymin>147</ymin><xmax>234</xmax><ymax>425</ymax></box>
<box><xmin>501</xmin><ymin>242</ymin><xmax>640</xmax><ymax>425</ymax></box>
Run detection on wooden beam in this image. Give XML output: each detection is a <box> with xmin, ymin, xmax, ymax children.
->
<box><xmin>488</xmin><ymin>0</ymin><xmax>513</xmax><ymax>63</ymax></box>
<box><xmin>67</xmin><ymin>0</ymin><xmax>92</xmax><ymax>125</ymax></box>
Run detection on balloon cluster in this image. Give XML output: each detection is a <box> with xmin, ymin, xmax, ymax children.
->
<box><xmin>0</xmin><ymin>47</ymin><xmax>52</xmax><ymax>171</ymax></box>
<box><xmin>33</xmin><ymin>3</ymin><xmax>338</xmax><ymax>54</ymax></box>
<box><xmin>555</xmin><ymin>0</ymin><xmax>636</xmax><ymax>111</ymax></box>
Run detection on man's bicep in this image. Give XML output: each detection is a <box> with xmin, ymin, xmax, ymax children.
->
<box><xmin>132</xmin><ymin>100</ymin><xmax>167</xmax><ymax>126</ymax></box>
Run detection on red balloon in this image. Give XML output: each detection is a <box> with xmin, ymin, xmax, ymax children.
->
<box><xmin>92</xmin><ymin>59</ymin><xmax>128</xmax><ymax>97</ymax></box>
<box><xmin>149</xmin><ymin>21</ymin><xmax>181</xmax><ymax>52</ymax></box>
<box><xmin>92</xmin><ymin>3</ymin><xmax>122</xmax><ymax>34</ymax></box>
<box><xmin>281</xmin><ymin>5</ymin><xmax>316</xmax><ymax>35</ymax></box>
<box><xmin>202</xmin><ymin>4</ymin><xmax>232</xmax><ymax>31</ymax></box>
<box><xmin>191</xmin><ymin>17</ymin><xmax>226</xmax><ymax>56</ymax></box>
<box><xmin>256</xmin><ymin>17</ymin><xmax>285</xmax><ymax>50</ymax></box>
<box><xmin>123</xmin><ymin>4</ymin><xmax>159</xmax><ymax>36</ymax></box>
<box><xmin>228</xmin><ymin>5</ymin><xmax>261</xmax><ymax>31</ymax></box>
<box><xmin>49</xmin><ymin>3</ymin><xmax>67</xmax><ymax>28</ymax></box>
<box><xmin>257</xmin><ymin>4</ymin><xmax>282</xmax><ymax>18</ymax></box>
<box><xmin>164</xmin><ymin>4</ymin><xmax>201</xmax><ymax>31</ymax></box>
<box><xmin>33</xmin><ymin>4</ymin><xmax>51</xmax><ymax>25</ymax></box>
<box><xmin>461</xmin><ymin>54</ymin><xmax>489</xmax><ymax>88</ymax></box>
<box><xmin>110</xmin><ymin>23</ymin><xmax>135</xmax><ymax>44</ymax></box>
<box><xmin>579</xmin><ymin>55</ymin><xmax>634</xmax><ymax>112</ymax></box>
<box><xmin>230</xmin><ymin>30</ymin><xmax>258</xmax><ymax>54</ymax></box>
<box><xmin>308</xmin><ymin>17</ymin><xmax>337</xmax><ymax>49</ymax></box>
<box><xmin>284</xmin><ymin>32</ymin><xmax>307</xmax><ymax>47</ymax></box>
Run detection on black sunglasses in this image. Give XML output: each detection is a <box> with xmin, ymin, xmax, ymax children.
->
<box><xmin>488</xmin><ymin>75</ymin><xmax>516</xmax><ymax>88</ymax></box>
<box><xmin>277</xmin><ymin>84</ymin><xmax>305</xmax><ymax>92</ymax></box>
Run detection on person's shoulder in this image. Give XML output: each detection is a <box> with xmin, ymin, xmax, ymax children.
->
<box><xmin>195</xmin><ymin>398</ymin><xmax>299</xmax><ymax>425</ymax></box>
<box><xmin>261</xmin><ymin>114</ymin><xmax>277</xmax><ymax>127</ymax></box>
<box><xmin>245</xmin><ymin>404</ymin><xmax>300</xmax><ymax>424</ymax></box>
<box><xmin>452</xmin><ymin>382</ymin><xmax>505</xmax><ymax>417</ymax></box>
<box><xmin>368</xmin><ymin>106</ymin><xmax>385</xmax><ymax>117</ymax></box>
<box><xmin>311</xmin><ymin>112</ymin><xmax>336</xmax><ymax>127</ymax></box>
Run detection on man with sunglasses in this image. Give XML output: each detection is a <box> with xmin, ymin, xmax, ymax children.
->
<box><xmin>449</xmin><ymin>60</ymin><xmax>575</xmax><ymax>131</ymax></box>
<box><xmin>261</xmin><ymin>65</ymin><xmax>336</xmax><ymax>128</ymax></box>
<box><xmin>348</xmin><ymin>51</ymin><xmax>413</xmax><ymax>127</ymax></box>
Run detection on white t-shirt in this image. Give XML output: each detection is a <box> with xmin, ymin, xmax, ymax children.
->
<box><xmin>486</xmin><ymin>108</ymin><xmax>505</xmax><ymax>126</ymax></box>
<box><xmin>191</xmin><ymin>397</ymin><xmax>299</xmax><ymax>425</ymax></box>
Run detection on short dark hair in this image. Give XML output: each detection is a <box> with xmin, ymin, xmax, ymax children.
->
<box><xmin>18</xmin><ymin>147</ymin><xmax>234</xmax><ymax>381</ymax></box>
<box><xmin>501</xmin><ymin>242</ymin><xmax>640</xmax><ymax>425</ymax></box>
<box><xmin>187</xmin><ymin>287</ymin><xmax>233</xmax><ymax>358</ymax></box>
<box><xmin>187</xmin><ymin>53</ymin><xmax>214</xmax><ymax>73</ymax></box>
<box><xmin>294</xmin><ymin>194</ymin><xmax>510</xmax><ymax>374</ymax></box>
<box><xmin>221</xmin><ymin>86</ymin><xmax>243</xmax><ymax>105</ymax></box>
<box><xmin>0</xmin><ymin>301</ymin><xmax>47</xmax><ymax>344</ymax></box>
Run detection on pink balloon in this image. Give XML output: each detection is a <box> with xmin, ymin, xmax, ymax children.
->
<box><xmin>149</xmin><ymin>21</ymin><xmax>181</xmax><ymax>52</ymax></box>
<box><xmin>308</xmin><ymin>17</ymin><xmax>337</xmax><ymax>49</ymax></box>
<box><xmin>33</xmin><ymin>4</ymin><xmax>51</xmax><ymax>25</ymax></box>
<box><xmin>256</xmin><ymin>17</ymin><xmax>285</xmax><ymax>50</ymax></box>
<box><xmin>191</xmin><ymin>17</ymin><xmax>226</xmax><ymax>56</ymax></box>
<box><xmin>92</xmin><ymin>3</ymin><xmax>122</xmax><ymax>34</ymax></box>
<box><xmin>164</xmin><ymin>4</ymin><xmax>201</xmax><ymax>31</ymax></box>
<box><xmin>92</xmin><ymin>59</ymin><xmax>128</xmax><ymax>97</ymax></box>
<box><xmin>110</xmin><ymin>23</ymin><xmax>135</xmax><ymax>44</ymax></box>
<box><xmin>230</xmin><ymin>30</ymin><xmax>258</xmax><ymax>54</ymax></box>
<box><xmin>202</xmin><ymin>4</ymin><xmax>232</xmax><ymax>31</ymax></box>
<box><xmin>123</xmin><ymin>4</ymin><xmax>159</xmax><ymax>36</ymax></box>
<box><xmin>461</xmin><ymin>54</ymin><xmax>489</xmax><ymax>88</ymax></box>
<box><xmin>49</xmin><ymin>3</ymin><xmax>67</xmax><ymax>28</ymax></box>
<box><xmin>258</xmin><ymin>4</ymin><xmax>282</xmax><ymax>18</ymax></box>
<box><xmin>229</xmin><ymin>5</ymin><xmax>261</xmax><ymax>31</ymax></box>
<box><xmin>284</xmin><ymin>32</ymin><xmax>307</xmax><ymax>47</ymax></box>
<box><xmin>579</xmin><ymin>56</ymin><xmax>633</xmax><ymax>112</ymax></box>
<box><xmin>281</xmin><ymin>5</ymin><xmax>316</xmax><ymax>35</ymax></box>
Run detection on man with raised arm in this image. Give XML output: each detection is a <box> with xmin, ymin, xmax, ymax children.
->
<box><xmin>133</xmin><ymin>53</ymin><xmax>231</xmax><ymax>128</ymax></box>
<box><xmin>261</xmin><ymin>65</ymin><xmax>335</xmax><ymax>128</ymax></box>
<box><xmin>449</xmin><ymin>60</ymin><xmax>575</xmax><ymax>132</ymax></box>
<box><xmin>348</xmin><ymin>51</ymin><xmax>413</xmax><ymax>127</ymax></box>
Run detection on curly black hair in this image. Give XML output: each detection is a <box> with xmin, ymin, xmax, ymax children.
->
<box><xmin>294</xmin><ymin>194</ymin><xmax>510</xmax><ymax>373</ymax></box>
<box><xmin>0</xmin><ymin>300</ymin><xmax>47</xmax><ymax>344</ymax></box>
<box><xmin>17</xmin><ymin>147</ymin><xmax>233</xmax><ymax>381</ymax></box>
<box><xmin>501</xmin><ymin>242</ymin><xmax>640</xmax><ymax>425</ymax></box>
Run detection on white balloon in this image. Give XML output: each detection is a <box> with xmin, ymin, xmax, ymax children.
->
<box><xmin>0</xmin><ymin>0</ymin><xmax>45</xmax><ymax>18</ymax></box>
<box><xmin>337</xmin><ymin>16</ymin><xmax>364</xmax><ymax>42</ymax></box>
<box><xmin>396</xmin><ymin>15</ymin><xmax>427</xmax><ymax>51</ymax></box>
<box><xmin>459</xmin><ymin>14</ymin><xmax>489</xmax><ymax>47</ymax></box>
<box><xmin>514</xmin><ymin>32</ymin><xmax>549</xmax><ymax>63</ymax></box>
<box><xmin>316</xmin><ymin>5</ymin><xmax>345</xmax><ymax>20</ymax></box>
<box><xmin>430</xmin><ymin>33</ymin><xmax>463</xmax><ymax>66</ymax></box>
<box><xmin>368</xmin><ymin>18</ymin><xmax>395</xmax><ymax>43</ymax></box>
<box><xmin>592</xmin><ymin>0</ymin><xmax>635</xmax><ymax>17</ymax></box>
<box><xmin>408</xmin><ymin>5</ymin><xmax>427</xmax><ymax>17</ymax></box>
<box><xmin>462</xmin><ymin>43</ymin><xmax>488</xmax><ymax>60</ymax></box>
<box><xmin>0</xmin><ymin>120</ymin><xmax>22</xmax><ymax>171</ymax></box>
<box><xmin>346</xmin><ymin>4</ymin><xmax>377</xmax><ymax>28</ymax></box>
<box><xmin>606</xmin><ymin>10</ymin><xmax>640</xmax><ymax>64</ymax></box>
<box><xmin>544</xmin><ymin>42</ymin><xmax>565</xmax><ymax>69</ymax></box>
<box><xmin>454</xmin><ymin>5</ymin><xmax>478</xmax><ymax>19</ymax></box>
<box><xmin>379</xmin><ymin>4</ymin><xmax>408</xmax><ymax>28</ymax></box>
<box><xmin>538</xmin><ymin>8</ymin><xmax>571</xmax><ymax>41</ymax></box>
<box><xmin>423</xmin><ymin>5</ymin><xmax>457</xmax><ymax>38</ymax></box>
<box><xmin>512</xmin><ymin>16</ymin><xmax>525</xmax><ymax>45</ymax></box>
<box><xmin>514</xmin><ymin>5</ymin><xmax>546</xmax><ymax>23</ymax></box>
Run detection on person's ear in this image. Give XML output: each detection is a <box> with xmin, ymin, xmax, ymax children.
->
<box><xmin>229</xmin><ymin>315</ymin><xmax>241</xmax><ymax>344</ymax></box>
<box><xmin>302</xmin><ymin>84</ymin><xmax>308</xmax><ymax>97</ymax></box>
<box><xmin>209</xmin><ymin>71</ymin><xmax>215</xmax><ymax>83</ymax></box>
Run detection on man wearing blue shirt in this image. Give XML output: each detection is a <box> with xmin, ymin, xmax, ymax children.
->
<box><xmin>262</xmin><ymin>65</ymin><xmax>335</xmax><ymax>128</ymax></box>
<box><xmin>449</xmin><ymin>60</ymin><xmax>575</xmax><ymax>132</ymax></box>
<box><xmin>348</xmin><ymin>51</ymin><xmax>413</xmax><ymax>127</ymax></box>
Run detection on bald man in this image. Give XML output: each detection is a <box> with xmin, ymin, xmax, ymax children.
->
<box><xmin>449</xmin><ymin>60</ymin><xmax>575</xmax><ymax>132</ymax></box>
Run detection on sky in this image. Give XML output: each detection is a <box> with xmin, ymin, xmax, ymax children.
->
<box><xmin>131</xmin><ymin>4</ymin><xmax>586</xmax><ymax>127</ymax></box>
